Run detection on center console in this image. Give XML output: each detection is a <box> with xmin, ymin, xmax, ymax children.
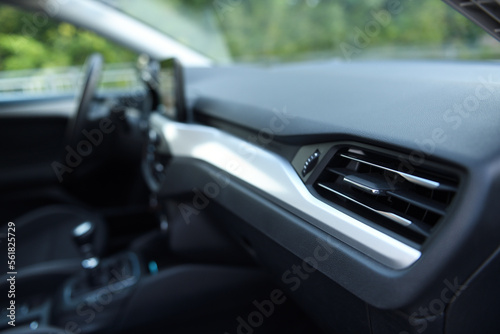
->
<box><xmin>54</xmin><ymin>252</ymin><xmax>142</xmax><ymax>333</ymax></box>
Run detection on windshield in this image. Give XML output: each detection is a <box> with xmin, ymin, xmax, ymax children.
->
<box><xmin>105</xmin><ymin>0</ymin><xmax>500</xmax><ymax>63</ymax></box>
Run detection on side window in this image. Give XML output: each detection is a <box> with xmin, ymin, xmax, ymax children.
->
<box><xmin>0</xmin><ymin>4</ymin><xmax>138</xmax><ymax>97</ymax></box>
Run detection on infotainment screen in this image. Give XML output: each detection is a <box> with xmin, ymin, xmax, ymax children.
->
<box><xmin>158</xmin><ymin>58</ymin><xmax>186</xmax><ymax>122</ymax></box>
<box><xmin>137</xmin><ymin>55</ymin><xmax>186</xmax><ymax>122</ymax></box>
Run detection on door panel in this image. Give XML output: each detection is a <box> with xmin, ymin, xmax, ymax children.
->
<box><xmin>0</xmin><ymin>96</ymin><xmax>74</xmax><ymax>220</ymax></box>
<box><xmin>0</xmin><ymin>96</ymin><xmax>74</xmax><ymax>186</ymax></box>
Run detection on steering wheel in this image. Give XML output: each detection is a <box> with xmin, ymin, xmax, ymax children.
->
<box><xmin>66</xmin><ymin>53</ymin><xmax>103</xmax><ymax>146</ymax></box>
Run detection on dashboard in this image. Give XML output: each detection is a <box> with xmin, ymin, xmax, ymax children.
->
<box><xmin>143</xmin><ymin>59</ymin><xmax>500</xmax><ymax>333</ymax></box>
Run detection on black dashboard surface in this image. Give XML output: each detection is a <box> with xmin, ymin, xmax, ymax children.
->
<box><xmin>187</xmin><ymin>60</ymin><xmax>500</xmax><ymax>166</ymax></box>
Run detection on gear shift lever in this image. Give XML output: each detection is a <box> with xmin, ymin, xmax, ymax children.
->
<box><xmin>73</xmin><ymin>221</ymin><xmax>101</xmax><ymax>286</ymax></box>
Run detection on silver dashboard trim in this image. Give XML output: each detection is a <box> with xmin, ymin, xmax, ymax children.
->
<box><xmin>151</xmin><ymin>114</ymin><xmax>421</xmax><ymax>269</ymax></box>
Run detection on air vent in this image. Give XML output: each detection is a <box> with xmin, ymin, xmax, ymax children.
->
<box><xmin>313</xmin><ymin>146</ymin><xmax>459</xmax><ymax>245</ymax></box>
<box><xmin>443</xmin><ymin>0</ymin><xmax>500</xmax><ymax>42</ymax></box>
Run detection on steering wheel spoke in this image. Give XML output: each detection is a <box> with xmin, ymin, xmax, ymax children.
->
<box><xmin>67</xmin><ymin>53</ymin><xmax>104</xmax><ymax>147</ymax></box>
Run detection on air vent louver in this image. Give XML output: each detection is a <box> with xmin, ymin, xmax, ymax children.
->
<box><xmin>443</xmin><ymin>0</ymin><xmax>500</xmax><ymax>42</ymax></box>
<box><xmin>313</xmin><ymin>146</ymin><xmax>459</xmax><ymax>245</ymax></box>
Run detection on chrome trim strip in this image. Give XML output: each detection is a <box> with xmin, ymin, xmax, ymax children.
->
<box><xmin>343</xmin><ymin>176</ymin><xmax>382</xmax><ymax>195</ymax></box>
<box><xmin>340</xmin><ymin>154</ymin><xmax>441</xmax><ymax>189</ymax></box>
<box><xmin>151</xmin><ymin>114</ymin><xmax>421</xmax><ymax>269</ymax></box>
<box><xmin>318</xmin><ymin>183</ymin><xmax>413</xmax><ymax>227</ymax></box>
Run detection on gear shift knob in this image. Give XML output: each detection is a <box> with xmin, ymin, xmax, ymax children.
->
<box><xmin>73</xmin><ymin>221</ymin><xmax>97</xmax><ymax>260</ymax></box>
<box><xmin>73</xmin><ymin>221</ymin><xmax>94</xmax><ymax>244</ymax></box>
<box><xmin>73</xmin><ymin>221</ymin><xmax>101</xmax><ymax>286</ymax></box>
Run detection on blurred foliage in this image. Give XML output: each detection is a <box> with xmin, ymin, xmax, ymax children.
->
<box><xmin>166</xmin><ymin>0</ymin><xmax>500</xmax><ymax>62</ymax></box>
<box><xmin>0</xmin><ymin>4</ymin><xmax>137</xmax><ymax>71</ymax></box>
<box><xmin>1</xmin><ymin>0</ymin><xmax>500</xmax><ymax>71</ymax></box>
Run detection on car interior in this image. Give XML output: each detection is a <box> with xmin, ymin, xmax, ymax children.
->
<box><xmin>0</xmin><ymin>0</ymin><xmax>499</xmax><ymax>333</ymax></box>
